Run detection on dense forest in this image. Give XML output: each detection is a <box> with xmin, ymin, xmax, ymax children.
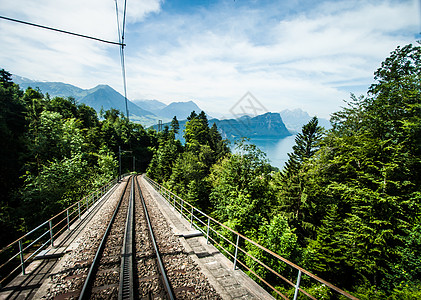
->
<box><xmin>0</xmin><ymin>74</ymin><xmax>157</xmax><ymax>247</ymax></box>
<box><xmin>146</xmin><ymin>44</ymin><xmax>421</xmax><ymax>298</ymax></box>
<box><xmin>1</xmin><ymin>43</ymin><xmax>420</xmax><ymax>298</ymax></box>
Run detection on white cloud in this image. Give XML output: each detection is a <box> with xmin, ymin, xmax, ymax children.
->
<box><xmin>0</xmin><ymin>0</ymin><xmax>161</xmax><ymax>89</ymax></box>
<box><xmin>124</xmin><ymin>1</ymin><xmax>417</xmax><ymax>117</ymax></box>
<box><xmin>0</xmin><ymin>0</ymin><xmax>418</xmax><ymax>118</ymax></box>
<box><xmin>126</xmin><ymin>0</ymin><xmax>163</xmax><ymax>23</ymax></box>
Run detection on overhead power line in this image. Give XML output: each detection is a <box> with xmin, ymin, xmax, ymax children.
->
<box><xmin>122</xmin><ymin>0</ymin><xmax>128</xmax><ymax>42</ymax></box>
<box><xmin>115</xmin><ymin>0</ymin><xmax>129</xmax><ymax>121</ymax></box>
<box><xmin>0</xmin><ymin>15</ymin><xmax>125</xmax><ymax>47</ymax></box>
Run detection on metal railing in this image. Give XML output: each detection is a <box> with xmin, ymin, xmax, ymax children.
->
<box><xmin>144</xmin><ymin>175</ymin><xmax>359</xmax><ymax>300</ymax></box>
<box><xmin>0</xmin><ymin>173</ymin><xmax>130</xmax><ymax>286</ymax></box>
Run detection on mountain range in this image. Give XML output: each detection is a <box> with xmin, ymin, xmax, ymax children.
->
<box><xmin>12</xmin><ymin>75</ymin><xmax>330</xmax><ymax>134</ymax></box>
<box><xmin>153</xmin><ymin>112</ymin><xmax>291</xmax><ymax>143</ymax></box>
<box><xmin>13</xmin><ymin>76</ymin><xmax>201</xmax><ymax>127</ymax></box>
<box><xmin>213</xmin><ymin>113</ymin><xmax>291</xmax><ymax>139</ymax></box>
<box><xmin>132</xmin><ymin>100</ymin><xmax>204</xmax><ymax>120</ymax></box>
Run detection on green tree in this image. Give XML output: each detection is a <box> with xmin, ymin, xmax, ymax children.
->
<box><xmin>300</xmin><ymin>44</ymin><xmax>421</xmax><ymax>293</ymax></box>
<box><xmin>170</xmin><ymin>115</ymin><xmax>180</xmax><ymax>135</ymax></box>
<box><xmin>0</xmin><ymin>69</ymin><xmax>27</xmax><ymax>244</ymax></box>
<box><xmin>167</xmin><ymin>148</ymin><xmax>211</xmax><ymax>209</ymax></box>
<box><xmin>209</xmin><ymin>141</ymin><xmax>275</xmax><ymax>234</ymax></box>
<box><xmin>304</xmin><ymin>204</ymin><xmax>353</xmax><ymax>287</ymax></box>
<box><xmin>184</xmin><ymin>110</ymin><xmax>211</xmax><ymax>151</ymax></box>
<box><xmin>0</xmin><ymin>71</ymin><xmax>158</xmax><ymax>250</ymax></box>
<box><xmin>47</xmin><ymin>96</ymin><xmax>78</xmax><ymax>119</ymax></box>
<box><xmin>187</xmin><ymin>110</ymin><xmax>198</xmax><ymax>120</ymax></box>
<box><xmin>147</xmin><ymin>137</ymin><xmax>183</xmax><ymax>182</ymax></box>
<box><xmin>246</xmin><ymin>214</ymin><xmax>300</xmax><ymax>290</ymax></box>
<box><xmin>77</xmin><ymin>103</ymin><xmax>99</xmax><ymax>128</ymax></box>
<box><xmin>209</xmin><ymin>123</ymin><xmax>230</xmax><ymax>162</ymax></box>
<box><xmin>129</xmin><ymin>123</ymin><xmax>155</xmax><ymax>173</ymax></box>
<box><xmin>156</xmin><ymin>111</ymin><xmax>229</xmax><ymax>211</ymax></box>
<box><xmin>277</xmin><ymin>117</ymin><xmax>323</xmax><ymax>240</ymax></box>
<box><xmin>283</xmin><ymin>116</ymin><xmax>323</xmax><ymax>179</ymax></box>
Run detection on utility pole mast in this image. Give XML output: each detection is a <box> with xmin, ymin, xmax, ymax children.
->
<box><xmin>119</xmin><ymin>146</ymin><xmax>122</xmax><ymax>181</ymax></box>
<box><xmin>119</xmin><ymin>146</ymin><xmax>132</xmax><ymax>181</ymax></box>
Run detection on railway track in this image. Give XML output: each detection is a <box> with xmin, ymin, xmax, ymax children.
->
<box><xmin>134</xmin><ymin>176</ymin><xmax>175</xmax><ymax>299</ymax></box>
<box><xmin>76</xmin><ymin>175</ymin><xmax>174</xmax><ymax>299</ymax></box>
<box><xmin>49</xmin><ymin>175</ymin><xmax>220</xmax><ymax>299</ymax></box>
<box><xmin>78</xmin><ymin>175</ymin><xmax>132</xmax><ymax>299</ymax></box>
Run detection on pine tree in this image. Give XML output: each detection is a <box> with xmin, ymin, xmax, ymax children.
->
<box><xmin>302</xmin><ymin>44</ymin><xmax>421</xmax><ymax>293</ymax></box>
<box><xmin>279</xmin><ymin>116</ymin><xmax>323</xmax><ymax>238</ymax></box>
<box><xmin>209</xmin><ymin>123</ymin><xmax>230</xmax><ymax>161</ymax></box>
<box><xmin>0</xmin><ymin>69</ymin><xmax>27</xmax><ymax>245</ymax></box>
<box><xmin>283</xmin><ymin>116</ymin><xmax>323</xmax><ymax>179</ymax></box>
<box><xmin>187</xmin><ymin>110</ymin><xmax>197</xmax><ymax>120</ymax></box>
<box><xmin>170</xmin><ymin>116</ymin><xmax>179</xmax><ymax>135</ymax></box>
<box><xmin>305</xmin><ymin>205</ymin><xmax>352</xmax><ymax>287</ymax></box>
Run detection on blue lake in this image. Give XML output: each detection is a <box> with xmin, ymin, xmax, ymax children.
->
<box><xmin>231</xmin><ymin>135</ymin><xmax>297</xmax><ymax>170</ymax></box>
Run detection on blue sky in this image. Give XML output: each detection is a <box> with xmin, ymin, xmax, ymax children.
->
<box><xmin>0</xmin><ymin>0</ymin><xmax>419</xmax><ymax>118</ymax></box>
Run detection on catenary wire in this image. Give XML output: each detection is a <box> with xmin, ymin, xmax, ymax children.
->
<box><xmin>1</xmin><ymin>6</ymin><xmax>130</xmax><ymax>120</ymax></box>
<box><xmin>114</xmin><ymin>0</ymin><xmax>129</xmax><ymax>120</ymax></box>
<box><xmin>122</xmin><ymin>0</ymin><xmax>128</xmax><ymax>41</ymax></box>
<box><xmin>0</xmin><ymin>15</ymin><xmax>125</xmax><ymax>47</ymax></box>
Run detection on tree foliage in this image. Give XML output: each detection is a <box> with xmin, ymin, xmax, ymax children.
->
<box><xmin>144</xmin><ymin>44</ymin><xmax>421</xmax><ymax>297</ymax></box>
<box><xmin>299</xmin><ymin>44</ymin><xmax>421</xmax><ymax>294</ymax></box>
<box><xmin>0</xmin><ymin>71</ymin><xmax>155</xmax><ymax>247</ymax></box>
<box><xmin>147</xmin><ymin>110</ymin><xmax>229</xmax><ymax>211</ymax></box>
<box><xmin>1</xmin><ymin>43</ymin><xmax>420</xmax><ymax>297</ymax></box>
<box><xmin>278</xmin><ymin>116</ymin><xmax>324</xmax><ymax>240</ymax></box>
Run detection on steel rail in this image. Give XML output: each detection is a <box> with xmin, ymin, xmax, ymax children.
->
<box><xmin>78</xmin><ymin>176</ymin><xmax>131</xmax><ymax>300</ymax></box>
<box><xmin>135</xmin><ymin>176</ymin><xmax>175</xmax><ymax>300</ymax></box>
<box><xmin>119</xmin><ymin>176</ymin><xmax>135</xmax><ymax>300</ymax></box>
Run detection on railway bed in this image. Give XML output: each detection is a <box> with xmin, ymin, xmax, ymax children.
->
<box><xmin>1</xmin><ymin>175</ymin><xmax>273</xmax><ymax>299</ymax></box>
<box><xmin>134</xmin><ymin>176</ymin><xmax>221</xmax><ymax>299</ymax></box>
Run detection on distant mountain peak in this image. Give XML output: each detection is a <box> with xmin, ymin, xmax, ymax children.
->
<box><xmin>157</xmin><ymin>100</ymin><xmax>205</xmax><ymax>120</ymax></box>
<box><xmin>210</xmin><ymin>112</ymin><xmax>291</xmax><ymax>139</ymax></box>
<box><xmin>280</xmin><ymin>109</ymin><xmax>331</xmax><ymax>133</ymax></box>
<box><xmin>89</xmin><ymin>84</ymin><xmax>115</xmax><ymax>92</ymax></box>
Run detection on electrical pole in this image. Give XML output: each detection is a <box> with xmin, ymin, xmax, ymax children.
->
<box><xmin>119</xmin><ymin>146</ymin><xmax>133</xmax><ymax>181</ymax></box>
<box><xmin>119</xmin><ymin>146</ymin><xmax>122</xmax><ymax>181</ymax></box>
